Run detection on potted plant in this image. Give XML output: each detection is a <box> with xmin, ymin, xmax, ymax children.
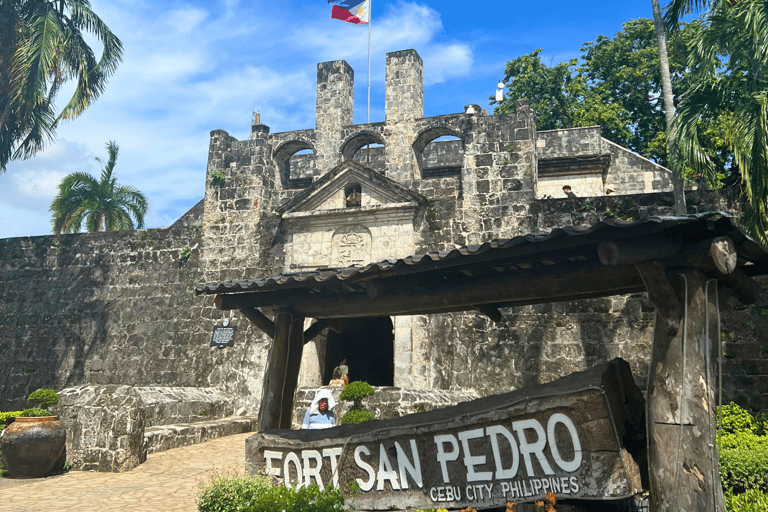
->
<box><xmin>0</xmin><ymin>388</ymin><xmax>66</xmax><ymax>478</ymax></box>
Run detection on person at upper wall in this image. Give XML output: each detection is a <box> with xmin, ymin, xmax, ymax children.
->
<box><xmin>301</xmin><ymin>389</ymin><xmax>336</xmax><ymax>429</ymax></box>
<box><xmin>329</xmin><ymin>368</ymin><xmax>345</xmax><ymax>387</ymax></box>
<box><xmin>563</xmin><ymin>185</ymin><xmax>577</xmax><ymax>199</ymax></box>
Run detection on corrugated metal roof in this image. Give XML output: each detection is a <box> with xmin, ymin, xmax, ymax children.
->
<box><xmin>195</xmin><ymin>212</ymin><xmax>766</xmax><ymax>296</ymax></box>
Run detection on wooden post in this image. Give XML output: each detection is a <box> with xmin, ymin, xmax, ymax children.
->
<box><xmin>646</xmin><ymin>270</ymin><xmax>724</xmax><ymax>512</ymax></box>
<box><xmin>257</xmin><ymin>310</ymin><xmax>305</xmax><ymax>431</ymax></box>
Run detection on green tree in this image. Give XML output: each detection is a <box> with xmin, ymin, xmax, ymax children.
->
<box><xmin>663</xmin><ymin>0</ymin><xmax>725</xmax><ymax>29</ymax></box>
<box><xmin>0</xmin><ymin>0</ymin><xmax>123</xmax><ymax>172</ymax></box>
<box><xmin>492</xmin><ymin>19</ymin><xmax>716</xmax><ymax>169</ymax></box>
<box><xmin>50</xmin><ymin>141</ymin><xmax>148</xmax><ymax>233</ymax></box>
<box><xmin>671</xmin><ymin>0</ymin><xmax>768</xmax><ymax>244</ymax></box>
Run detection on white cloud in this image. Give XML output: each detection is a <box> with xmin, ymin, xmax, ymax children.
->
<box><xmin>0</xmin><ymin>0</ymin><xmax>479</xmax><ymax>238</ymax></box>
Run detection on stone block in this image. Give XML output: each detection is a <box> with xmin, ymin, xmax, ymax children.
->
<box><xmin>56</xmin><ymin>385</ymin><xmax>147</xmax><ymax>472</ymax></box>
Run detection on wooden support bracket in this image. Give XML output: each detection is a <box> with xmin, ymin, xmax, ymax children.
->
<box><xmin>636</xmin><ymin>261</ymin><xmax>683</xmax><ymax>337</ymax></box>
<box><xmin>239</xmin><ymin>307</ymin><xmax>275</xmax><ymax>339</ymax></box>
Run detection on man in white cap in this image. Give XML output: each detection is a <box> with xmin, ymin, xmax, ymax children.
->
<box><xmin>301</xmin><ymin>389</ymin><xmax>337</xmax><ymax>429</ymax></box>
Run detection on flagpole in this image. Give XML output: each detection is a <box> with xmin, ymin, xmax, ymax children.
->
<box><xmin>366</xmin><ymin>0</ymin><xmax>372</xmax><ymax>164</ymax></box>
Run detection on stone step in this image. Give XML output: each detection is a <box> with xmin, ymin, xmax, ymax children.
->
<box><xmin>144</xmin><ymin>416</ymin><xmax>258</xmax><ymax>454</ymax></box>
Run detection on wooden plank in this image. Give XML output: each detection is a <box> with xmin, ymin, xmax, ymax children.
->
<box><xmin>646</xmin><ymin>271</ymin><xmax>724</xmax><ymax>512</ymax></box>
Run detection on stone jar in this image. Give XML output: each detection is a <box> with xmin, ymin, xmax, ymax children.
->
<box><xmin>1</xmin><ymin>416</ymin><xmax>66</xmax><ymax>478</ymax></box>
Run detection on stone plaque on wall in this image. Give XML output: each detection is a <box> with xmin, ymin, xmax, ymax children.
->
<box><xmin>332</xmin><ymin>225</ymin><xmax>371</xmax><ymax>267</ymax></box>
<box><xmin>246</xmin><ymin>359</ymin><xmax>646</xmax><ymax>510</ymax></box>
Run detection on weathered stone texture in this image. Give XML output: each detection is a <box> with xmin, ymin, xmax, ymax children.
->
<box><xmin>56</xmin><ymin>386</ymin><xmax>147</xmax><ymax>472</ymax></box>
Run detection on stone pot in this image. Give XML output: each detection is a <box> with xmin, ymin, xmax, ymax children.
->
<box><xmin>1</xmin><ymin>416</ymin><xmax>66</xmax><ymax>478</ymax></box>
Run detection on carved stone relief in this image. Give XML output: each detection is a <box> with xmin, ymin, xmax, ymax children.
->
<box><xmin>332</xmin><ymin>225</ymin><xmax>371</xmax><ymax>267</ymax></box>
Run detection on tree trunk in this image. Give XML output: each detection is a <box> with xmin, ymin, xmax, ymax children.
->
<box><xmin>652</xmin><ymin>0</ymin><xmax>687</xmax><ymax>216</ymax></box>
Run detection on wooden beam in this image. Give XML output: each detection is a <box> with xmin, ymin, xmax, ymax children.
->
<box><xmin>636</xmin><ymin>261</ymin><xmax>682</xmax><ymax>337</ymax></box>
<box><xmin>238</xmin><ymin>306</ymin><xmax>275</xmax><ymax>339</ymax></box>
<box><xmin>647</xmin><ymin>271</ymin><xmax>725</xmax><ymax>512</ymax></box>
<box><xmin>598</xmin><ymin>239</ymin><xmax>681</xmax><ymax>266</ymax></box>
<box><xmin>257</xmin><ymin>311</ymin><xmax>305</xmax><ymax>431</ymax></box>
<box><xmin>280</xmin><ymin>314</ymin><xmax>305</xmax><ymax>429</ymax></box>
<box><xmin>258</xmin><ymin>311</ymin><xmax>292</xmax><ymax>431</ymax></box>
<box><xmin>303</xmin><ymin>320</ymin><xmax>327</xmax><ymax>343</ymax></box>
<box><xmin>215</xmin><ymin>259</ymin><xmax>647</xmax><ymax>319</ymax></box>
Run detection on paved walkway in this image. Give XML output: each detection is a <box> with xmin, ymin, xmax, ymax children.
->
<box><xmin>0</xmin><ymin>432</ymin><xmax>252</xmax><ymax>512</ymax></box>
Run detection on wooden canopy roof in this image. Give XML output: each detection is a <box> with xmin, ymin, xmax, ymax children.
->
<box><xmin>196</xmin><ymin>212</ymin><xmax>768</xmax><ymax>321</ymax></box>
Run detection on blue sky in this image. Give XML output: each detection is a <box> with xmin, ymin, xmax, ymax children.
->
<box><xmin>0</xmin><ymin>0</ymin><xmax>661</xmax><ymax>239</ymax></box>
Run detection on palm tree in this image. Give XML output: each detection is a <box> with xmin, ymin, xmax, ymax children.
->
<box><xmin>0</xmin><ymin>0</ymin><xmax>123</xmax><ymax>171</ymax></box>
<box><xmin>50</xmin><ymin>141</ymin><xmax>148</xmax><ymax>233</ymax></box>
<box><xmin>671</xmin><ymin>0</ymin><xmax>768</xmax><ymax>243</ymax></box>
<box><xmin>663</xmin><ymin>0</ymin><xmax>725</xmax><ymax>29</ymax></box>
<box><xmin>652</xmin><ymin>0</ymin><xmax>687</xmax><ymax>215</ymax></box>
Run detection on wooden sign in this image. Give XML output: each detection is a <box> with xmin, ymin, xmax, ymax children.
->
<box><xmin>246</xmin><ymin>359</ymin><xmax>646</xmax><ymax>510</ymax></box>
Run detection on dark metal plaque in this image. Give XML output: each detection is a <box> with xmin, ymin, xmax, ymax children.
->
<box><xmin>210</xmin><ymin>325</ymin><xmax>237</xmax><ymax>349</ymax></box>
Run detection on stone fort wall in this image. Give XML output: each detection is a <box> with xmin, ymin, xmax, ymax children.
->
<box><xmin>1</xmin><ymin>49</ymin><xmax>766</xmax><ymax>414</ymax></box>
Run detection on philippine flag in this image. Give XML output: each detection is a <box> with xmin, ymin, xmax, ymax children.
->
<box><xmin>331</xmin><ymin>0</ymin><xmax>370</xmax><ymax>25</ymax></box>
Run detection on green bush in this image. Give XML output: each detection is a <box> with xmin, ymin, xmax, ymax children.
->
<box><xmin>339</xmin><ymin>409</ymin><xmax>375</xmax><ymax>425</ymax></box>
<box><xmin>725</xmin><ymin>487</ymin><xmax>768</xmax><ymax>512</ymax></box>
<box><xmin>720</xmin><ymin>403</ymin><xmax>757</xmax><ymax>435</ymax></box>
<box><xmin>197</xmin><ymin>473</ymin><xmax>273</xmax><ymax>512</ymax></box>
<box><xmin>339</xmin><ymin>381</ymin><xmax>374</xmax><ymax>409</ymax></box>
<box><xmin>720</xmin><ymin>431</ymin><xmax>768</xmax><ymax>451</ymax></box>
<box><xmin>720</xmin><ymin>447</ymin><xmax>768</xmax><ymax>494</ymax></box>
<box><xmin>27</xmin><ymin>388</ymin><xmax>59</xmax><ymax>409</ymax></box>
<box><xmin>718</xmin><ymin>402</ymin><xmax>768</xmax><ymax>494</ymax></box>
<box><xmin>18</xmin><ymin>408</ymin><xmax>53</xmax><ymax>417</ymax></box>
<box><xmin>339</xmin><ymin>381</ymin><xmax>375</xmax><ymax>425</ymax></box>
<box><xmin>197</xmin><ymin>474</ymin><xmax>348</xmax><ymax>512</ymax></box>
<box><xmin>0</xmin><ymin>411</ymin><xmax>23</xmax><ymax>426</ymax></box>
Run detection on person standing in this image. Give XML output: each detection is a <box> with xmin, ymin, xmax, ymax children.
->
<box><xmin>563</xmin><ymin>185</ymin><xmax>577</xmax><ymax>199</ymax></box>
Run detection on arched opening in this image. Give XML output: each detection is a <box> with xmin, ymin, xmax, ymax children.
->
<box><xmin>324</xmin><ymin>317</ymin><xmax>394</xmax><ymax>386</ymax></box>
<box><xmin>413</xmin><ymin>128</ymin><xmax>464</xmax><ymax>178</ymax></box>
<box><xmin>340</xmin><ymin>131</ymin><xmax>386</xmax><ymax>173</ymax></box>
<box><xmin>274</xmin><ymin>141</ymin><xmax>315</xmax><ymax>189</ymax></box>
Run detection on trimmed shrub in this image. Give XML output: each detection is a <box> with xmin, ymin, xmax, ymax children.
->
<box><xmin>339</xmin><ymin>381</ymin><xmax>375</xmax><ymax>425</ymax></box>
<box><xmin>18</xmin><ymin>408</ymin><xmax>53</xmax><ymax>417</ymax></box>
<box><xmin>725</xmin><ymin>487</ymin><xmax>768</xmax><ymax>512</ymax></box>
<box><xmin>197</xmin><ymin>474</ymin><xmax>348</xmax><ymax>512</ymax></box>
<box><xmin>27</xmin><ymin>388</ymin><xmax>59</xmax><ymax>409</ymax></box>
<box><xmin>339</xmin><ymin>381</ymin><xmax>375</xmax><ymax>408</ymax></box>
<box><xmin>339</xmin><ymin>409</ymin><xmax>374</xmax><ymax>425</ymax></box>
